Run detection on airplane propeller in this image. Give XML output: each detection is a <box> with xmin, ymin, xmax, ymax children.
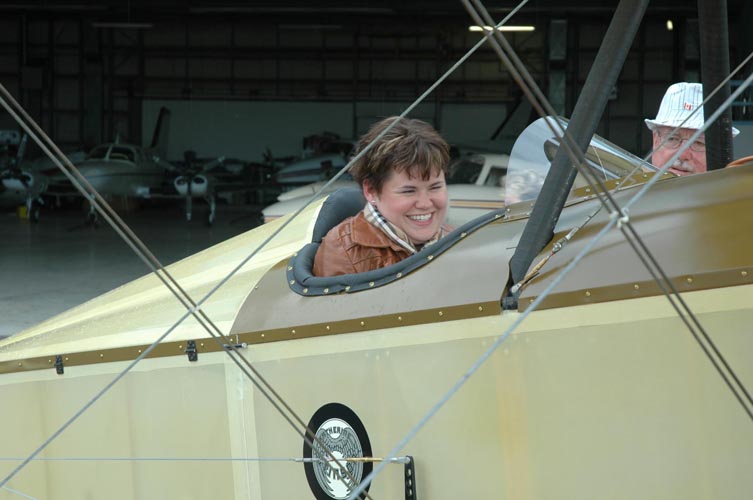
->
<box><xmin>172</xmin><ymin>150</ymin><xmax>224</xmax><ymax>225</ymax></box>
<box><xmin>0</xmin><ymin>134</ymin><xmax>45</xmax><ymax>222</ymax></box>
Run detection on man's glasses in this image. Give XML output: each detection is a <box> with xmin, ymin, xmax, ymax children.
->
<box><xmin>657</xmin><ymin>132</ymin><xmax>706</xmax><ymax>152</ymax></box>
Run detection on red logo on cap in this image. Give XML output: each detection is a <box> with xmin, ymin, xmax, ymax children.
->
<box><xmin>683</xmin><ymin>102</ymin><xmax>693</xmax><ymax>110</ymax></box>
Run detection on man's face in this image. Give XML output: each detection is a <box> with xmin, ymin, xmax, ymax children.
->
<box><xmin>651</xmin><ymin>126</ymin><xmax>707</xmax><ymax>176</ymax></box>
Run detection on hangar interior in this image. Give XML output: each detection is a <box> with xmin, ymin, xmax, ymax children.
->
<box><xmin>0</xmin><ymin>0</ymin><xmax>750</xmax><ymax>337</ymax></box>
<box><xmin>1</xmin><ymin>0</ymin><xmax>751</xmax><ymax>159</ymax></box>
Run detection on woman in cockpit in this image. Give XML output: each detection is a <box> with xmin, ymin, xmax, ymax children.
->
<box><xmin>313</xmin><ymin>116</ymin><xmax>453</xmax><ymax>277</ymax></box>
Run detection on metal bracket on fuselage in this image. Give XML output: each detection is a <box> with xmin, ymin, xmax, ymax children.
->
<box><xmin>404</xmin><ymin>455</ymin><xmax>417</xmax><ymax>500</ymax></box>
<box><xmin>185</xmin><ymin>340</ymin><xmax>198</xmax><ymax>362</ymax></box>
<box><xmin>54</xmin><ymin>355</ymin><xmax>64</xmax><ymax>375</ymax></box>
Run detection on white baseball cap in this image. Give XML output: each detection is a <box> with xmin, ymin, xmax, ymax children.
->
<box><xmin>645</xmin><ymin>82</ymin><xmax>740</xmax><ymax>137</ymax></box>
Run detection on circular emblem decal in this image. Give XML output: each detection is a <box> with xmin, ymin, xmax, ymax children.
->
<box><xmin>303</xmin><ymin>403</ymin><xmax>373</xmax><ymax>500</ymax></box>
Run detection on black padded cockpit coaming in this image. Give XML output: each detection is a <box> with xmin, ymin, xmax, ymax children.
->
<box><xmin>288</xmin><ymin>188</ymin><xmax>505</xmax><ymax>296</ymax></box>
<box><xmin>311</xmin><ymin>187</ymin><xmax>366</xmax><ymax>243</ymax></box>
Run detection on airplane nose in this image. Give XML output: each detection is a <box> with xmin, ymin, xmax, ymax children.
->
<box><xmin>78</xmin><ymin>167</ymin><xmax>110</xmax><ymax>191</ymax></box>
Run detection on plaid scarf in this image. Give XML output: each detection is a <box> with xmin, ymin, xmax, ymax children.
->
<box><xmin>364</xmin><ymin>202</ymin><xmax>448</xmax><ymax>254</ymax></box>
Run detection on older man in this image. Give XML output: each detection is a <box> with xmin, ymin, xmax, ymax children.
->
<box><xmin>645</xmin><ymin>82</ymin><xmax>740</xmax><ymax>176</ymax></box>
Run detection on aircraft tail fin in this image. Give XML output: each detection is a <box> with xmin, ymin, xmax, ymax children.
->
<box><xmin>148</xmin><ymin>107</ymin><xmax>171</xmax><ymax>158</ymax></box>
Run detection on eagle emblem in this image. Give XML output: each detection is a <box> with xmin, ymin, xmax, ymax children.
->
<box><xmin>312</xmin><ymin>418</ymin><xmax>364</xmax><ymax>499</ymax></box>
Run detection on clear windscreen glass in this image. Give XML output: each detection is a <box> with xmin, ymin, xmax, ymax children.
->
<box><xmin>505</xmin><ymin>116</ymin><xmax>659</xmax><ymax>206</ymax></box>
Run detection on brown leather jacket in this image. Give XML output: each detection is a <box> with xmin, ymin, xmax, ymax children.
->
<box><xmin>312</xmin><ymin>212</ymin><xmax>411</xmax><ymax>277</ymax></box>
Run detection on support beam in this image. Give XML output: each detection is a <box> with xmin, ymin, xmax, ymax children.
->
<box><xmin>698</xmin><ymin>0</ymin><xmax>734</xmax><ymax>169</ymax></box>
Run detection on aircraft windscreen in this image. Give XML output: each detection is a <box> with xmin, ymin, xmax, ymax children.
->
<box><xmin>88</xmin><ymin>146</ymin><xmax>110</xmax><ymax>159</ymax></box>
<box><xmin>505</xmin><ymin>116</ymin><xmax>659</xmax><ymax>206</ymax></box>
<box><xmin>108</xmin><ymin>146</ymin><xmax>136</xmax><ymax>162</ymax></box>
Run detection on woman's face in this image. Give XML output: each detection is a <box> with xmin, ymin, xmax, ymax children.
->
<box><xmin>364</xmin><ymin>167</ymin><xmax>448</xmax><ymax>244</ymax></box>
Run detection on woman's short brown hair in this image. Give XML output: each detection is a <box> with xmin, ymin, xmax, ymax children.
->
<box><xmin>349</xmin><ymin>116</ymin><xmax>450</xmax><ymax>193</ymax></box>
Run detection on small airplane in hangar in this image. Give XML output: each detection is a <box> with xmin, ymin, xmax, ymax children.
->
<box><xmin>274</xmin><ymin>131</ymin><xmax>354</xmax><ymax>187</ymax></box>
<box><xmin>0</xmin><ymin>131</ymin><xmax>45</xmax><ymax>220</ymax></box>
<box><xmin>44</xmin><ymin>107</ymin><xmax>173</xmax><ymax>222</ymax></box>
<box><xmin>43</xmin><ymin>108</ymin><xmax>256</xmax><ymax>226</ymax></box>
<box><xmin>165</xmin><ymin>150</ymin><xmax>261</xmax><ymax>226</ymax></box>
<box><xmin>0</xmin><ymin>130</ymin><xmax>85</xmax><ymax>221</ymax></box>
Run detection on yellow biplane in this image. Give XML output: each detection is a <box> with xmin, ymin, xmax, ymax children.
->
<box><xmin>1</xmin><ymin>0</ymin><xmax>751</xmax><ymax>499</ymax></box>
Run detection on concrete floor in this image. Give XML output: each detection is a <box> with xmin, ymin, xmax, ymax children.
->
<box><xmin>0</xmin><ymin>202</ymin><xmax>262</xmax><ymax>338</ymax></box>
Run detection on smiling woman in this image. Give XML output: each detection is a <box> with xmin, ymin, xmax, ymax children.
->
<box><xmin>312</xmin><ymin>116</ymin><xmax>453</xmax><ymax>277</ymax></box>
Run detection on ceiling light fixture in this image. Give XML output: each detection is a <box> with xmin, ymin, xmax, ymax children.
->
<box><xmin>278</xmin><ymin>24</ymin><xmax>343</xmax><ymax>30</ymax></box>
<box><xmin>92</xmin><ymin>22</ymin><xmax>153</xmax><ymax>29</ymax></box>
<box><xmin>469</xmin><ymin>25</ymin><xmax>535</xmax><ymax>32</ymax></box>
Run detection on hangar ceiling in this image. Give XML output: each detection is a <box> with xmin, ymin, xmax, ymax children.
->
<box><xmin>0</xmin><ymin>0</ymin><xmax>748</xmax><ymax>156</ymax></box>
<box><xmin>0</xmin><ymin>0</ymin><xmax>747</xmax><ymax>24</ymax></box>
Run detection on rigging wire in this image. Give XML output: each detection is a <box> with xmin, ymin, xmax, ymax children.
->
<box><xmin>349</xmin><ymin>73</ymin><xmax>753</xmax><ymax>498</ymax></box>
<box><xmin>249</xmin><ymin>0</ymin><xmax>531</xmax><ymax>229</ymax></box>
<box><xmin>514</xmin><ymin>52</ymin><xmax>753</xmax><ymax>293</ymax></box>
<box><xmin>618</xmin><ymin>223</ymin><xmax>753</xmax><ymax>421</ymax></box>
<box><xmin>625</xmin><ymin>72</ymin><xmax>753</xmax><ymax>213</ymax></box>
<box><xmin>0</xmin><ymin>0</ymin><xmax>529</xmax><ymax>489</ymax></box>
<box><xmin>0</xmin><ymin>87</ymin><xmax>371</xmax><ymax>499</ymax></box>
<box><xmin>1</xmin><ymin>486</ymin><xmax>39</xmax><ymax>500</ymax></box>
<box><xmin>347</xmin><ymin>2</ymin><xmax>643</xmax><ymax>493</ymax></box>
<box><xmin>0</xmin><ymin>88</ymin><xmax>362</xmax><ymax>498</ymax></box>
<box><xmin>467</xmin><ymin>0</ymin><xmax>753</xmax><ymax>415</ymax></box>
<box><xmin>0</xmin><ymin>1</ymin><xmax>532</xmax><ymax>494</ymax></box>
<box><xmin>0</xmin><ymin>0</ymin><xmax>749</xmax><ymax>496</ymax></box>
<box><xmin>466</xmin><ymin>0</ymin><xmax>629</xmax><ymax>213</ymax></box>
<box><xmin>347</xmin><ymin>212</ymin><xmax>622</xmax><ymax>500</ymax></box>
<box><xmin>642</xmin><ymin>50</ymin><xmax>753</xmax><ymax>164</ymax></box>
<box><xmin>616</xmin><ymin>71</ymin><xmax>753</xmax><ymax>414</ymax></box>
<box><xmin>349</xmin><ymin>77</ymin><xmax>753</xmax><ymax>499</ymax></box>
<box><xmin>346</xmin><ymin>2</ymin><xmax>753</xmax><ymax>497</ymax></box>
<box><xmin>0</xmin><ymin>456</ymin><xmax>411</xmax><ymax>464</ymax></box>
<box><xmin>511</xmin><ymin>52</ymin><xmax>753</xmax><ymax>294</ymax></box>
